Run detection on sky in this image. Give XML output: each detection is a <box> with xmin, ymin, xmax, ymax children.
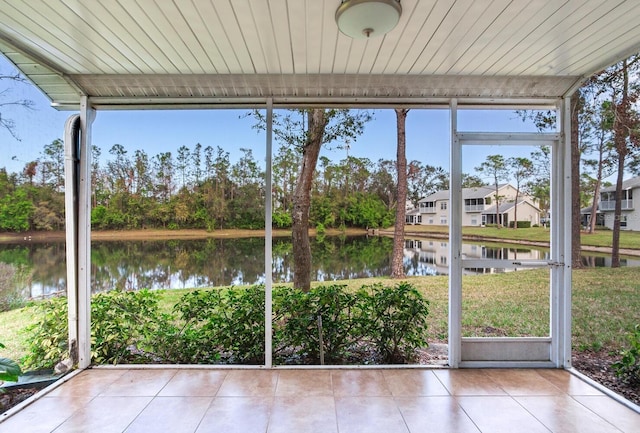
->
<box><xmin>0</xmin><ymin>55</ymin><xmax>544</xmax><ymax>183</ymax></box>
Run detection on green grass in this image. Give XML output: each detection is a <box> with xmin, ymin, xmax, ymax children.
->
<box><xmin>1</xmin><ymin>267</ymin><xmax>638</xmax><ymax>364</ymax></box>
<box><xmin>402</xmin><ymin>224</ymin><xmax>640</xmax><ymax>250</ymax></box>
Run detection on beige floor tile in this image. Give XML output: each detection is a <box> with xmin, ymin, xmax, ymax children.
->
<box><xmin>456</xmin><ymin>396</ymin><xmax>550</xmax><ymax>433</ymax></box>
<box><xmin>52</xmin><ymin>396</ymin><xmax>152</xmax><ymax>433</ymax></box>
<box><xmin>124</xmin><ymin>396</ymin><xmax>212</xmax><ymax>433</ymax></box>
<box><xmin>484</xmin><ymin>369</ymin><xmax>563</xmax><ymax>396</ymax></box>
<box><xmin>332</xmin><ymin>370</ymin><xmax>391</xmax><ymax>396</ymax></box>
<box><xmin>2</xmin><ymin>368</ymin><xmax>637</xmax><ymax>433</ymax></box>
<box><xmin>574</xmin><ymin>395</ymin><xmax>640</xmax><ymax>433</ymax></box>
<box><xmin>0</xmin><ymin>396</ymin><xmax>93</xmax><ymax>433</ymax></box>
<box><xmin>268</xmin><ymin>396</ymin><xmax>337</xmax><ymax>433</ymax></box>
<box><xmin>48</xmin><ymin>369</ymin><xmax>127</xmax><ymax>397</ymax></box>
<box><xmin>335</xmin><ymin>396</ymin><xmax>409</xmax><ymax>433</ymax></box>
<box><xmin>535</xmin><ymin>369</ymin><xmax>605</xmax><ymax>396</ymax></box>
<box><xmin>516</xmin><ymin>395</ymin><xmax>624</xmax><ymax>433</ymax></box>
<box><xmin>216</xmin><ymin>370</ymin><xmax>278</xmax><ymax>396</ymax></box>
<box><xmin>100</xmin><ymin>369</ymin><xmax>176</xmax><ymax>397</ymax></box>
<box><xmin>275</xmin><ymin>369</ymin><xmax>333</xmax><ymax>396</ymax></box>
<box><xmin>383</xmin><ymin>369</ymin><xmax>450</xmax><ymax>396</ymax></box>
<box><xmin>158</xmin><ymin>370</ymin><xmax>227</xmax><ymax>396</ymax></box>
<box><xmin>395</xmin><ymin>396</ymin><xmax>481</xmax><ymax>433</ymax></box>
<box><xmin>195</xmin><ymin>397</ymin><xmax>272</xmax><ymax>433</ymax></box>
<box><xmin>433</xmin><ymin>369</ymin><xmax>507</xmax><ymax>396</ymax></box>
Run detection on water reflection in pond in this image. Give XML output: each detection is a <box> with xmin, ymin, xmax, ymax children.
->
<box><xmin>0</xmin><ymin>235</ymin><xmax>636</xmax><ymax>299</ymax></box>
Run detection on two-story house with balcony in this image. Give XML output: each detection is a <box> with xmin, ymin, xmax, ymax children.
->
<box><xmin>598</xmin><ymin>176</ymin><xmax>640</xmax><ymax>230</ymax></box>
<box><xmin>415</xmin><ymin>184</ymin><xmax>540</xmax><ymax>227</ymax></box>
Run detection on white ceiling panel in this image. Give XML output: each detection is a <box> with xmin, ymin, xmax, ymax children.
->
<box><xmin>0</xmin><ymin>0</ymin><xmax>639</xmax><ymax>109</ymax></box>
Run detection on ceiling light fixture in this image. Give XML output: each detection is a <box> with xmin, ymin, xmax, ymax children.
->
<box><xmin>335</xmin><ymin>0</ymin><xmax>402</xmax><ymax>39</ymax></box>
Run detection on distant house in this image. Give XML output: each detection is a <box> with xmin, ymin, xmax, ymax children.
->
<box><xmin>415</xmin><ymin>184</ymin><xmax>540</xmax><ymax>227</ymax></box>
<box><xmin>405</xmin><ymin>207</ymin><xmax>422</xmax><ymax>225</ymax></box>
<box><xmin>597</xmin><ymin>176</ymin><xmax>640</xmax><ymax>230</ymax></box>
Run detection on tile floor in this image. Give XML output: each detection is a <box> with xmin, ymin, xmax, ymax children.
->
<box><xmin>0</xmin><ymin>368</ymin><xmax>638</xmax><ymax>433</ymax></box>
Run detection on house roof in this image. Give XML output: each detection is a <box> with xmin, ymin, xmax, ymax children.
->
<box><xmin>419</xmin><ymin>184</ymin><xmax>508</xmax><ymax>202</ymax></box>
<box><xmin>600</xmin><ymin>176</ymin><xmax>640</xmax><ymax>192</ymax></box>
<box><xmin>1</xmin><ymin>1</ymin><xmax>640</xmax><ymax>110</ymax></box>
<box><xmin>482</xmin><ymin>200</ymin><xmax>540</xmax><ymax>215</ymax></box>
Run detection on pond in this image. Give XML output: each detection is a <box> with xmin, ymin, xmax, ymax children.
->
<box><xmin>0</xmin><ymin>235</ymin><xmax>637</xmax><ymax>299</ymax></box>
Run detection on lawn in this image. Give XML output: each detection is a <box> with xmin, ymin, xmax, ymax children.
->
<box><xmin>402</xmin><ymin>224</ymin><xmax>640</xmax><ymax>250</ymax></box>
<box><xmin>1</xmin><ymin>267</ymin><xmax>638</xmax><ymax>363</ymax></box>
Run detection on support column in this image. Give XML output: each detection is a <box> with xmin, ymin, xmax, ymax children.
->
<box><xmin>448</xmin><ymin>99</ymin><xmax>462</xmax><ymax>368</ymax></box>
<box><xmin>64</xmin><ymin>114</ymin><xmax>80</xmax><ymax>365</ymax></box>
<box><xmin>550</xmin><ymin>98</ymin><xmax>572</xmax><ymax>368</ymax></box>
<box><xmin>561</xmin><ymin>97</ymin><xmax>573</xmax><ymax>368</ymax></box>
<box><xmin>264</xmin><ymin>99</ymin><xmax>273</xmax><ymax>368</ymax></box>
<box><xmin>78</xmin><ymin>97</ymin><xmax>95</xmax><ymax>369</ymax></box>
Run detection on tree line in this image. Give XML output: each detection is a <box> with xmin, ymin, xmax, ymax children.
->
<box><xmin>0</xmin><ymin>136</ymin><xmax>481</xmax><ymax>233</ymax></box>
<box><xmin>0</xmin><ymin>120</ymin><xmax>622</xmax><ymax>236</ymax></box>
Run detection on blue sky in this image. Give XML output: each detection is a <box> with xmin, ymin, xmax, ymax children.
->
<box><xmin>1</xmin><ymin>56</ymin><xmax>543</xmax><ymax>182</ymax></box>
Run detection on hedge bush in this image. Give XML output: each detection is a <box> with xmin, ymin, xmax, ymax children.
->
<box><xmin>23</xmin><ymin>283</ymin><xmax>429</xmax><ymax>368</ymax></box>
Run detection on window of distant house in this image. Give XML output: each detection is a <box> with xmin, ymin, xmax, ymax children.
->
<box><xmin>429</xmin><ymin>219</ymin><xmax>434</xmax><ymax>224</ymax></box>
<box><xmin>440</xmin><ymin>202</ymin><xmax>447</xmax><ymax>210</ymax></box>
<box><xmin>440</xmin><ymin>217</ymin><xmax>447</xmax><ymax>224</ymax></box>
<box><xmin>471</xmin><ymin>218</ymin><xmax>477</xmax><ymax>225</ymax></box>
<box><xmin>417</xmin><ymin>215</ymin><xmax>422</xmax><ymax>223</ymax></box>
<box><xmin>621</xmin><ymin>215</ymin><xmax>628</xmax><ymax>227</ymax></box>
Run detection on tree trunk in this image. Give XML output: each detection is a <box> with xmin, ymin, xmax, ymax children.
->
<box><xmin>588</xmin><ymin>131</ymin><xmax>605</xmax><ymax>234</ymax></box>
<box><xmin>589</xmin><ymin>178</ymin><xmax>601</xmax><ymax>234</ymax></box>
<box><xmin>494</xmin><ymin>182</ymin><xmax>500</xmax><ymax>228</ymax></box>
<box><xmin>292</xmin><ymin>109</ymin><xmax>327</xmax><ymax>291</ymax></box>
<box><xmin>391</xmin><ymin>109</ymin><xmax>409</xmax><ymax>278</ymax></box>
<box><xmin>513</xmin><ymin>189</ymin><xmax>519</xmax><ymax>229</ymax></box>
<box><xmin>571</xmin><ymin>91</ymin><xmax>583</xmax><ymax>269</ymax></box>
<box><xmin>612</xmin><ymin>153</ymin><xmax>625</xmax><ymax>268</ymax></box>
<box><xmin>612</xmin><ymin>60</ymin><xmax>630</xmax><ymax>268</ymax></box>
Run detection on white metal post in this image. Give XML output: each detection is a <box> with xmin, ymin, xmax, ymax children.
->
<box><xmin>264</xmin><ymin>99</ymin><xmax>273</xmax><ymax>368</ymax></box>
<box><xmin>448</xmin><ymin>99</ymin><xmax>462</xmax><ymax>368</ymax></box>
<box><xmin>561</xmin><ymin>97</ymin><xmax>573</xmax><ymax>368</ymax></box>
<box><xmin>64</xmin><ymin>114</ymin><xmax>80</xmax><ymax>364</ymax></box>
<box><xmin>550</xmin><ymin>102</ymin><xmax>562</xmax><ymax>367</ymax></box>
<box><xmin>550</xmin><ymin>98</ymin><xmax>572</xmax><ymax>368</ymax></box>
<box><xmin>78</xmin><ymin>96</ymin><xmax>95</xmax><ymax>369</ymax></box>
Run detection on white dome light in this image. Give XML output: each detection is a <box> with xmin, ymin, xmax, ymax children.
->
<box><xmin>336</xmin><ymin>0</ymin><xmax>402</xmax><ymax>39</ymax></box>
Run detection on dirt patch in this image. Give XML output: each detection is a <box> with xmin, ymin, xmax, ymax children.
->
<box><xmin>0</xmin><ymin>387</ymin><xmax>38</xmax><ymax>414</ymax></box>
<box><xmin>572</xmin><ymin>350</ymin><xmax>639</xmax><ymax>406</ymax></box>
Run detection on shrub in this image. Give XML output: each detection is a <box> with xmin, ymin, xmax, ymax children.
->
<box><xmin>24</xmin><ymin>290</ymin><xmax>165</xmax><ymax>368</ymax></box>
<box><xmin>155</xmin><ymin>289</ymin><xmax>224</xmax><ymax>364</ymax></box>
<box><xmin>612</xmin><ymin>324</ymin><xmax>640</xmax><ymax>385</ymax></box>
<box><xmin>274</xmin><ymin>285</ymin><xmax>368</xmax><ymax>363</ymax></box>
<box><xmin>23</xmin><ymin>283</ymin><xmax>430</xmax><ymax>367</ymax></box>
<box><xmin>210</xmin><ymin>286</ymin><xmax>265</xmax><ymax>364</ymax></box>
<box><xmin>275</xmin><ymin>283</ymin><xmax>429</xmax><ymax>364</ymax></box>
<box><xmin>23</xmin><ymin>297</ymin><xmax>69</xmax><ymax>370</ymax></box>
<box><xmin>365</xmin><ymin>282</ymin><xmax>430</xmax><ymax>363</ymax></box>
<box><xmin>509</xmin><ymin>221</ymin><xmax>531</xmax><ymax>228</ymax></box>
<box><xmin>90</xmin><ymin>290</ymin><xmax>165</xmax><ymax>364</ymax></box>
<box><xmin>161</xmin><ymin>286</ymin><xmax>265</xmax><ymax>364</ymax></box>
